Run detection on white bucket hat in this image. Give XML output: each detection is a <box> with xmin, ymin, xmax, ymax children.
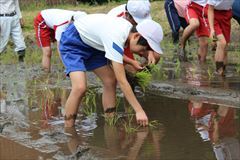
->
<box><xmin>126</xmin><ymin>0</ymin><xmax>152</xmax><ymax>23</ymax></box>
<box><xmin>136</xmin><ymin>19</ymin><xmax>163</xmax><ymax>54</ymax></box>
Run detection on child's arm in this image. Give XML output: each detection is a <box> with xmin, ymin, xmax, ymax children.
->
<box><xmin>111</xmin><ymin>61</ymin><xmax>148</xmax><ymax>126</ymax></box>
<box><xmin>123</xmin><ymin>54</ymin><xmax>143</xmax><ymax>70</ymax></box>
<box><xmin>208</xmin><ymin>5</ymin><xmax>215</xmax><ymax>40</ymax></box>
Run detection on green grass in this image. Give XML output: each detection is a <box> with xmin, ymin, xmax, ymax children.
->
<box><xmin>24</xmin><ymin>49</ymin><xmax>42</xmax><ymax>65</ymax></box>
<box><xmin>0</xmin><ymin>51</ymin><xmax>18</xmax><ymax>65</ymax></box>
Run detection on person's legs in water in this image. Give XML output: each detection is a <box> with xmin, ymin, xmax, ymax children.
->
<box><xmin>213</xmin><ymin>10</ymin><xmax>232</xmax><ymax>76</ymax></box>
<box><xmin>214</xmin><ymin>34</ymin><xmax>227</xmax><ymax>76</ymax></box>
<box><xmin>198</xmin><ymin>37</ymin><xmax>208</xmax><ymax>63</ymax></box>
<box><xmin>64</xmin><ymin>71</ymin><xmax>87</xmax><ymax>127</ymax></box>
<box><xmin>41</xmin><ymin>46</ymin><xmax>52</xmax><ymax>72</ymax></box>
<box><xmin>93</xmin><ymin>65</ymin><xmax>117</xmax><ymax>117</ymax></box>
<box><xmin>179</xmin><ymin>18</ymin><xmax>199</xmax><ymax>61</ymax></box>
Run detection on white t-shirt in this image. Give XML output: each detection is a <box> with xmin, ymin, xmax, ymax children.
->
<box><xmin>107</xmin><ymin>4</ymin><xmax>126</xmax><ymax>17</ymax></box>
<box><xmin>207</xmin><ymin>0</ymin><xmax>234</xmax><ymax>10</ymax></box>
<box><xmin>74</xmin><ymin>14</ymin><xmax>132</xmax><ymax>64</ymax></box>
<box><xmin>41</xmin><ymin>9</ymin><xmax>87</xmax><ymax>41</ymax></box>
<box><xmin>192</xmin><ymin>0</ymin><xmax>207</xmax><ymax>6</ymax></box>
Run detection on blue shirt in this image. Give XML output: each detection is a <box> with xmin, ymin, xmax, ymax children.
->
<box><xmin>233</xmin><ymin>0</ymin><xmax>240</xmax><ymax>17</ymax></box>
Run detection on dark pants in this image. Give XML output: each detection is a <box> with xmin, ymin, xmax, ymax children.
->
<box><xmin>233</xmin><ymin>15</ymin><xmax>240</xmax><ymax>25</ymax></box>
<box><xmin>164</xmin><ymin>0</ymin><xmax>188</xmax><ymax>44</ymax></box>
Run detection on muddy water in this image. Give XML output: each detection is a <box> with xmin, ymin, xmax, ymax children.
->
<box><xmin>1</xmin><ymin>86</ymin><xmax>239</xmax><ymax>160</ymax></box>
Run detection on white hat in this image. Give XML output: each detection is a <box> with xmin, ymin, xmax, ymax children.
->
<box><xmin>136</xmin><ymin>19</ymin><xmax>163</xmax><ymax>54</ymax></box>
<box><xmin>126</xmin><ymin>0</ymin><xmax>152</xmax><ymax>23</ymax></box>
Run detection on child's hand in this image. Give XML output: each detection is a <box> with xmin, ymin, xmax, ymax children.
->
<box><xmin>136</xmin><ymin>110</ymin><xmax>148</xmax><ymax>126</ymax></box>
<box><xmin>210</xmin><ymin>30</ymin><xmax>217</xmax><ymax>42</ymax></box>
<box><xmin>147</xmin><ymin>51</ymin><xmax>156</xmax><ymax>65</ymax></box>
<box><xmin>209</xmin><ymin>30</ymin><xmax>217</xmax><ymax>50</ymax></box>
<box><xmin>132</xmin><ymin>60</ymin><xmax>143</xmax><ymax>71</ymax></box>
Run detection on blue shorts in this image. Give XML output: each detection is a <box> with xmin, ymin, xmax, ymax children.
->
<box><xmin>59</xmin><ymin>23</ymin><xmax>107</xmax><ymax>76</ymax></box>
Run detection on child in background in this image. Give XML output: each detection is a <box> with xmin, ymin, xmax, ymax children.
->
<box><xmin>232</xmin><ymin>0</ymin><xmax>240</xmax><ymax>25</ymax></box>
<box><xmin>59</xmin><ymin>14</ymin><xmax>163</xmax><ymax>127</ymax></box>
<box><xmin>207</xmin><ymin>0</ymin><xmax>234</xmax><ymax>76</ymax></box>
<box><xmin>0</xmin><ymin>0</ymin><xmax>26</xmax><ymax>62</ymax></box>
<box><xmin>179</xmin><ymin>0</ymin><xmax>209</xmax><ymax>62</ymax></box>
<box><xmin>108</xmin><ymin>0</ymin><xmax>161</xmax><ymax>72</ymax></box>
<box><xmin>164</xmin><ymin>0</ymin><xmax>190</xmax><ymax>44</ymax></box>
<box><xmin>34</xmin><ymin>9</ymin><xmax>86</xmax><ymax>72</ymax></box>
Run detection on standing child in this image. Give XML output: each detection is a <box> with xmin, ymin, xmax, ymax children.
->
<box><xmin>34</xmin><ymin>9</ymin><xmax>86</xmax><ymax>72</ymax></box>
<box><xmin>208</xmin><ymin>0</ymin><xmax>234</xmax><ymax>76</ymax></box>
<box><xmin>0</xmin><ymin>0</ymin><xmax>26</xmax><ymax>62</ymax></box>
<box><xmin>164</xmin><ymin>0</ymin><xmax>190</xmax><ymax>44</ymax></box>
<box><xmin>108</xmin><ymin>0</ymin><xmax>161</xmax><ymax>72</ymax></box>
<box><xmin>179</xmin><ymin>0</ymin><xmax>209</xmax><ymax>62</ymax></box>
<box><xmin>59</xmin><ymin>14</ymin><xmax>163</xmax><ymax>127</ymax></box>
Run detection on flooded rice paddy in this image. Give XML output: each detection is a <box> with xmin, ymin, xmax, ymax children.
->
<box><xmin>0</xmin><ymin>56</ymin><xmax>240</xmax><ymax>160</ymax></box>
<box><xmin>0</xmin><ymin>69</ymin><xmax>239</xmax><ymax>159</ymax></box>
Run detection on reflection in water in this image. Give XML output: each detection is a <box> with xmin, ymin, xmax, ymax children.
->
<box><xmin>181</xmin><ymin>62</ymin><xmax>240</xmax><ymax>90</ymax></box>
<box><xmin>103</xmin><ymin>124</ymin><xmax>163</xmax><ymax>160</ymax></box>
<box><xmin>27</xmin><ymin>86</ymin><xmax>69</xmax><ymax>128</ymax></box>
<box><xmin>1</xmin><ymin>84</ymin><xmax>240</xmax><ymax>159</ymax></box>
<box><xmin>188</xmin><ymin>100</ymin><xmax>240</xmax><ymax>160</ymax></box>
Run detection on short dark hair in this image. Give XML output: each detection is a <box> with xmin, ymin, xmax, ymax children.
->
<box><xmin>130</xmin><ymin>26</ymin><xmax>149</xmax><ymax>47</ymax></box>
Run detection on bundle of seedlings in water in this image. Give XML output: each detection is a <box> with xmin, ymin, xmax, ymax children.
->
<box><xmin>134</xmin><ymin>64</ymin><xmax>159</xmax><ymax>92</ymax></box>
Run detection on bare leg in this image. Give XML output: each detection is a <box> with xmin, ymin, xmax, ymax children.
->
<box><xmin>42</xmin><ymin>46</ymin><xmax>52</xmax><ymax>72</ymax></box>
<box><xmin>64</xmin><ymin>71</ymin><xmax>87</xmax><ymax>127</ymax></box>
<box><xmin>93</xmin><ymin>65</ymin><xmax>117</xmax><ymax>113</ymax></box>
<box><xmin>180</xmin><ymin>18</ymin><xmax>200</xmax><ymax>49</ymax></box>
<box><xmin>198</xmin><ymin>37</ymin><xmax>209</xmax><ymax>62</ymax></box>
<box><xmin>214</xmin><ymin>34</ymin><xmax>226</xmax><ymax>75</ymax></box>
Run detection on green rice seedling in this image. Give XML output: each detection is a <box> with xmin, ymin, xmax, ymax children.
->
<box><xmin>122</xmin><ymin>111</ymin><xmax>140</xmax><ymax>134</ymax></box>
<box><xmin>82</xmin><ymin>88</ymin><xmax>97</xmax><ymax>116</ymax></box>
<box><xmin>146</xmin><ymin>64</ymin><xmax>160</xmax><ymax>73</ymax></box>
<box><xmin>236</xmin><ymin>63</ymin><xmax>240</xmax><ymax>74</ymax></box>
<box><xmin>157</xmin><ymin>58</ymin><xmax>168</xmax><ymax>80</ymax></box>
<box><xmin>148</xmin><ymin>120</ymin><xmax>161</xmax><ymax>129</ymax></box>
<box><xmin>121</xmin><ymin>107</ymin><xmax>140</xmax><ymax>134</ymax></box>
<box><xmin>174</xmin><ymin>59</ymin><xmax>181</xmax><ymax>77</ymax></box>
<box><xmin>135</xmin><ymin>69</ymin><xmax>152</xmax><ymax>92</ymax></box>
<box><xmin>103</xmin><ymin>96</ymin><xmax>121</xmax><ymax>126</ymax></box>
<box><xmin>159</xmin><ymin>57</ymin><xmax>164</xmax><ymax>68</ymax></box>
<box><xmin>207</xmin><ymin>67</ymin><xmax>214</xmax><ymax>79</ymax></box>
<box><xmin>39</xmin><ymin>86</ymin><xmax>55</xmax><ymax>117</ymax></box>
<box><xmin>123</xmin><ymin>121</ymin><xmax>140</xmax><ymax>134</ymax></box>
<box><xmin>103</xmin><ymin>113</ymin><xmax>121</xmax><ymax>126</ymax></box>
<box><xmin>55</xmin><ymin>72</ymin><xmax>63</xmax><ymax>86</ymax></box>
